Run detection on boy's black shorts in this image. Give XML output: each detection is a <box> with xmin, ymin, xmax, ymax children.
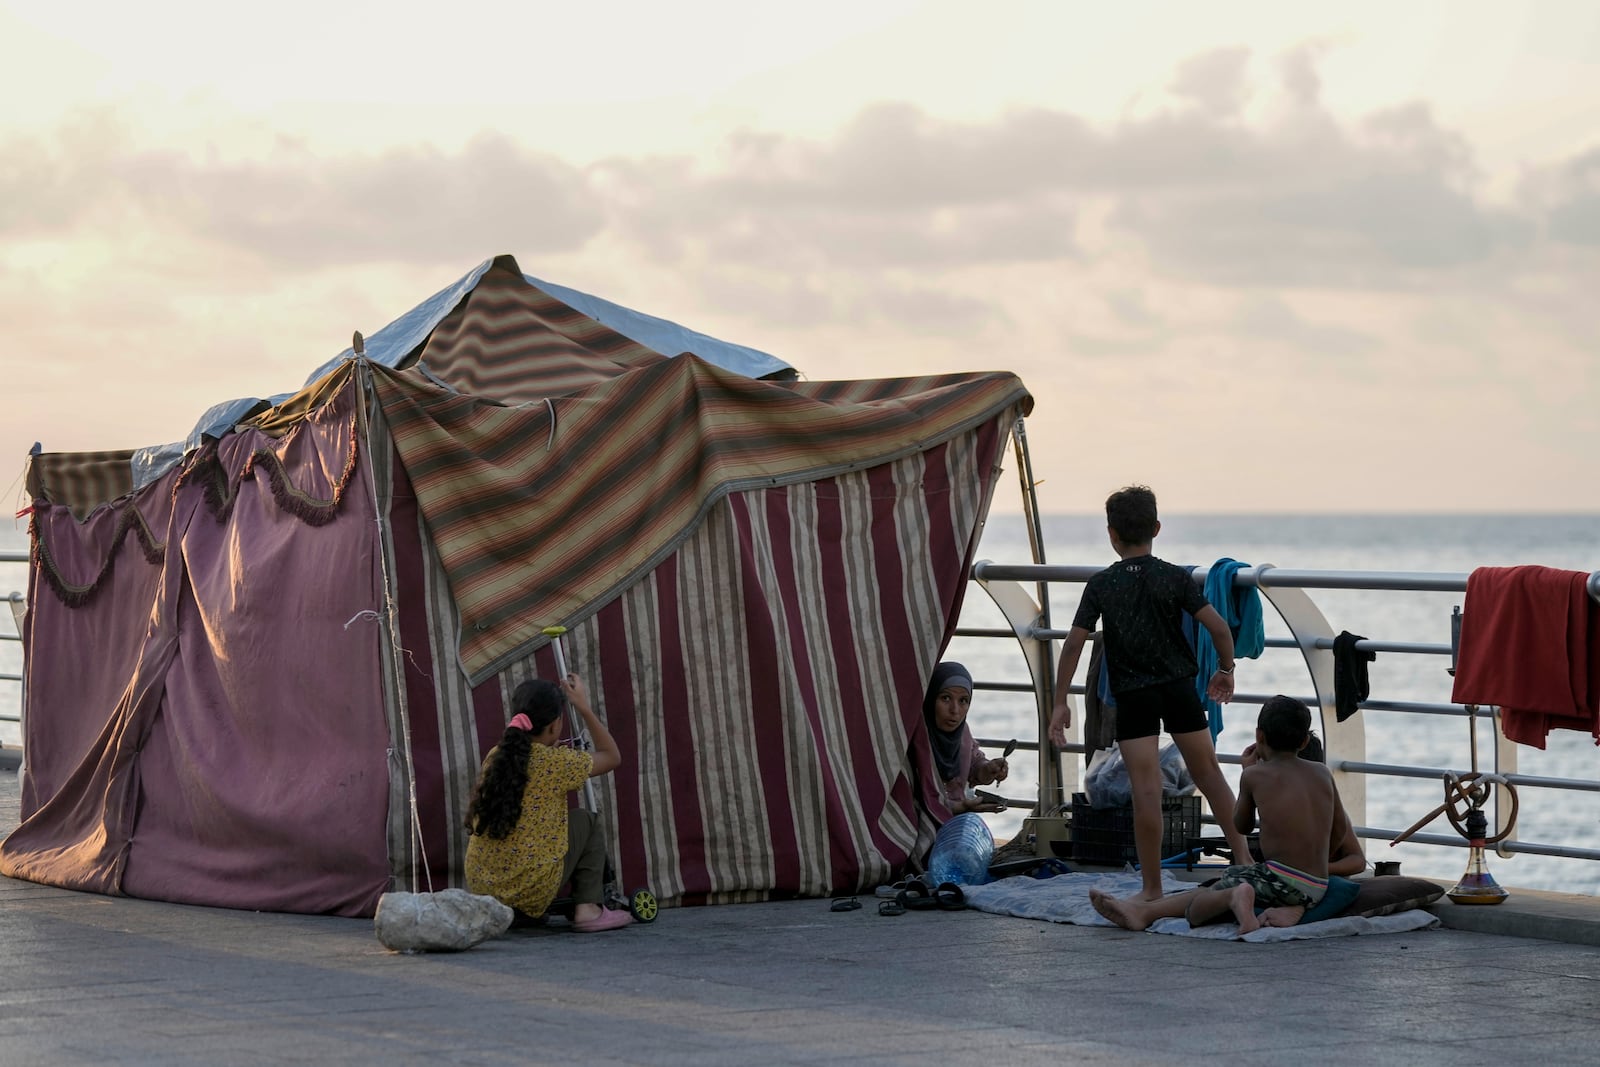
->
<box><xmin>1113</xmin><ymin>678</ymin><xmax>1208</xmax><ymax>741</ymax></box>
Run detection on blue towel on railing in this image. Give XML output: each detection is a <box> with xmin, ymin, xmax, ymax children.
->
<box><xmin>1195</xmin><ymin>558</ymin><xmax>1265</xmax><ymax>739</ymax></box>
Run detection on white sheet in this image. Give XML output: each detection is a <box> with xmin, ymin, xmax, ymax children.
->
<box><xmin>963</xmin><ymin>871</ymin><xmax>1439</xmax><ymax>942</ymax></box>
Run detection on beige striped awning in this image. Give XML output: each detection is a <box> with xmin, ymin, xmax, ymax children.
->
<box><xmin>372</xmin><ymin>359</ymin><xmax>1032</xmax><ymax>682</ymax></box>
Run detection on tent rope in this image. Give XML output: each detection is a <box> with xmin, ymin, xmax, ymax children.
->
<box><xmin>354</xmin><ymin>360</ymin><xmax>434</xmax><ymax>894</ymax></box>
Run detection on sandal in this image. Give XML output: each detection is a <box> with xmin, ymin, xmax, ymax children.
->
<box><xmin>875</xmin><ymin>874</ymin><xmax>932</xmax><ymax>899</ymax></box>
<box><xmin>897</xmin><ymin>882</ymin><xmax>939</xmax><ymax>911</ymax></box>
<box><xmin>878</xmin><ymin>899</ymin><xmax>905</xmax><ymax>916</ymax></box>
<box><xmin>829</xmin><ymin>897</ymin><xmax>862</xmax><ymax>912</ymax></box>
<box><xmin>934</xmin><ymin>882</ymin><xmax>966</xmax><ymax>910</ymax></box>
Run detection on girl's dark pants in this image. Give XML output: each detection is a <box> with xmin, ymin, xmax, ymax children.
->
<box><xmin>560</xmin><ymin>809</ymin><xmax>609</xmax><ymax>905</ymax></box>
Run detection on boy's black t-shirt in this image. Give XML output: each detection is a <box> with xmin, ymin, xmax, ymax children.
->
<box><xmin>1072</xmin><ymin>554</ymin><xmax>1207</xmax><ymax>695</ymax></box>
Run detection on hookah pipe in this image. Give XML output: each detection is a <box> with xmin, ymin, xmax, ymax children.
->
<box><xmin>1388</xmin><ymin>759</ymin><xmax>1519</xmax><ymax>904</ymax></box>
<box><xmin>1388</xmin><ymin>607</ymin><xmax>1520</xmax><ymax>903</ymax></box>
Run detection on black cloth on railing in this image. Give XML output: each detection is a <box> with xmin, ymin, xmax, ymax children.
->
<box><xmin>1082</xmin><ymin>637</ymin><xmax>1118</xmax><ymax>756</ymax></box>
<box><xmin>1333</xmin><ymin>631</ymin><xmax>1374</xmax><ymax>722</ymax></box>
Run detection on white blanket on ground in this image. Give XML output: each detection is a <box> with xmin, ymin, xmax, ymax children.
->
<box><xmin>963</xmin><ymin>871</ymin><xmax>1439</xmax><ymax>942</ymax></box>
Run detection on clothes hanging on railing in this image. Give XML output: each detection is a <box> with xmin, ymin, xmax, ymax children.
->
<box><xmin>1195</xmin><ymin>558</ymin><xmax>1265</xmax><ymax>740</ymax></box>
<box><xmin>1332</xmin><ymin>631</ymin><xmax>1374</xmax><ymax>722</ymax></box>
<box><xmin>1082</xmin><ymin>638</ymin><xmax>1118</xmax><ymax>756</ymax></box>
<box><xmin>1450</xmin><ymin>566</ymin><xmax>1600</xmax><ymax>750</ymax></box>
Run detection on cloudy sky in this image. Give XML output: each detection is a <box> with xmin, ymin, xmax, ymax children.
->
<box><xmin>2</xmin><ymin>0</ymin><xmax>1597</xmax><ymax>515</ymax></box>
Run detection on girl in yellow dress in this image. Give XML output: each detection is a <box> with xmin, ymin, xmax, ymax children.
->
<box><xmin>464</xmin><ymin>674</ymin><xmax>632</xmax><ymax>932</ymax></box>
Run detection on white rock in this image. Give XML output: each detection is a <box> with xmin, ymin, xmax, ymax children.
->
<box><xmin>373</xmin><ymin>889</ymin><xmax>514</xmax><ymax>953</ymax></box>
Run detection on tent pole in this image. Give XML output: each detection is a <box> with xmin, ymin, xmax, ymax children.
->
<box><xmin>1009</xmin><ymin>416</ymin><xmax>1063</xmax><ymax>813</ymax></box>
<box><xmin>543</xmin><ymin>625</ymin><xmax>599</xmax><ymax>812</ymax></box>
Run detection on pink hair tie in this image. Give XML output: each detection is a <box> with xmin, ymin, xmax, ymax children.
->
<box><xmin>508</xmin><ymin>713</ymin><xmax>533</xmax><ymax>732</ymax></box>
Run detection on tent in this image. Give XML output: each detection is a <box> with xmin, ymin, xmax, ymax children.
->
<box><xmin>1</xmin><ymin>255</ymin><xmax>1033</xmax><ymax>916</ymax></box>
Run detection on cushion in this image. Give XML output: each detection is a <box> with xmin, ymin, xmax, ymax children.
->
<box><xmin>1340</xmin><ymin>875</ymin><xmax>1447</xmax><ymax>918</ymax></box>
<box><xmin>1296</xmin><ymin>875</ymin><xmax>1363</xmax><ymax>924</ymax></box>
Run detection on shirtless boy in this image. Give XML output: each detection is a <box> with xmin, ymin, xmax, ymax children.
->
<box><xmin>1092</xmin><ymin>695</ymin><xmax>1358</xmax><ymax>935</ymax></box>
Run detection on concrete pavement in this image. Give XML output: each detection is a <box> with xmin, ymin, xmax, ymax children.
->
<box><xmin>2</xmin><ymin>761</ymin><xmax>1598</xmax><ymax>1065</ymax></box>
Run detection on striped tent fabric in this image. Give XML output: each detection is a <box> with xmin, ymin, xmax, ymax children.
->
<box><xmin>373</xmin><ymin>359</ymin><xmax>1032</xmax><ymax>684</ymax></box>
<box><xmin>414</xmin><ymin>256</ymin><xmax>671</xmax><ymax>402</ymax></box>
<box><xmin>382</xmin><ymin>398</ymin><xmax>1018</xmax><ymax>903</ymax></box>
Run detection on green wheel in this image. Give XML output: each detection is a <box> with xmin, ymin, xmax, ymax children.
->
<box><xmin>629</xmin><ymin>887</ymin><xmax>659</xmax><ymax>923</ymax></box>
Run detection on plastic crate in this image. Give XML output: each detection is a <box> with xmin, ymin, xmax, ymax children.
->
<box><xmin>1069</xmin><ymin>793</ymin><xmax>1203</xmax><ymax>867</ymax></box>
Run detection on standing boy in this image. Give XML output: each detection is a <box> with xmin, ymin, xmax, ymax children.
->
<box><xmin>1048</xmin><ymin>485</ymin><xmax>1253</xmax><ymax>902</ymax></box>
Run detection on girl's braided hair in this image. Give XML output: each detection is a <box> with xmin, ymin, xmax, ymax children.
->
<box><xmin>465</xmin><ymin>679</ymin><xmax>565</xmax><ymax>839</ymax></box>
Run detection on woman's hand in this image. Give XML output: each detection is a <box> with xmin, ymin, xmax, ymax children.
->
<box><xmin>956</xmin><ymin>789</ymin><xmax>1007</xmax><ymax>815</ymax></box>
<box><xmin>971</xmin><ymin>758</ymin><xmax>1009</xmax><ymax>786</ymax></box>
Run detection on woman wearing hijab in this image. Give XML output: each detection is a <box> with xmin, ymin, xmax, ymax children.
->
<box><xmin>923</xmin><ymin>661</ymin><xmax>1010</xmax><ymax>815</ymax></box>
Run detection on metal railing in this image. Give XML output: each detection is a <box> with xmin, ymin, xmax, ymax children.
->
<box><xmin>7</xmin><ymin>541</ymin><xmax>1599</xmax><ymax>876</ymax></box>
<box><xmin>2</xmin><ymin>549</ymin><xmax>22</xmax><ymax>736</ymax></box>
<box><xmin>966</xmin><ymin>560</ymin><xmax>1600</xmax><ymax>870</ymax></box>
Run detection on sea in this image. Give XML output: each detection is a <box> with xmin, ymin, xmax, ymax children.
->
<box><xmin>3</xmin><ymin>513</ymin><xmax>1597</xmax><ymax>894</ymax></box>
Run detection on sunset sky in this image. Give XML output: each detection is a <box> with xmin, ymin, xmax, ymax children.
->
<box><xmin>2</xmin><ymin>0</ymin><xmax>1597</xmax><ymax>516</ymax></box>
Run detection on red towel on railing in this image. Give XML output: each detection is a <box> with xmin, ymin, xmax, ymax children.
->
<box><xmin>1450</xmin><ymin>566</ymin><xmax>1600</xmax><ymax>750</ymax></box>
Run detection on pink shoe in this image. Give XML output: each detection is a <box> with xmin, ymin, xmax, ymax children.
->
<box><xmin>573</xmin><ymin>907</ymin><xmax>634</xmax><ymax>933</ymax></box>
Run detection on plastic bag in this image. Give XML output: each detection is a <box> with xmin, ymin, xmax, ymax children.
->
<box><xmin>1083</xmin><ymin>742</ymin><xmax>1195</xmax><ymax>808</ymax></box>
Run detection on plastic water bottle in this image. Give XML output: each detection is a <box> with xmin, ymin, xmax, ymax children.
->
<box><xmin>926</xmin><ymin>812</ymin><xmax>994</xmax><ymax>886</ymax></box>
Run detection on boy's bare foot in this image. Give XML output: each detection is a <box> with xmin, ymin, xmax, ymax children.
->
<box><xmin>1090</xmin><ymin>888</ymin><xmax>1152</xmax><ymax>931</ymax></box>
<box><xmin>1229</xmin><ymin>884</ymin><xmax>1261</xmax><ymax>935</ymax></box>
<box><xmin>1260</xmin><ymin>905</ymin><xmax>1305</xmax><ymax>928</ymax></box>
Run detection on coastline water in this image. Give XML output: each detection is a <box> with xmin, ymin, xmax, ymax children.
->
<box><xmin>3</xmin><ymin>513</ymin><xmax>1597</xmax><ymax>894</ymax></box>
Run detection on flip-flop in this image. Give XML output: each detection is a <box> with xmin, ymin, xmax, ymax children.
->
<box><xmin>934</xmin><ymin>882</ymin><xmax>966</xmax><ymax>910</ymax></box>
<box><xmin>829</xmin><ymin>897</ymin><xmax>862</xmax><ymax>912</ymax></box>
<box><xmin>878</xmin><ymin>899</ymin><xmax>905</xmax><ymax>916</ymax></box>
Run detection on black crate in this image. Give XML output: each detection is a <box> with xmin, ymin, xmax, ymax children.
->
<box><xmin>1069</xmin><ymin>793</ymin><xmax>1203</xmax><ymax>867</ymax></box>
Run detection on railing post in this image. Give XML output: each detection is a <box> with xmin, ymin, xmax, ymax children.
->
<box><xmin>1251</xmin><ymin>569</ymin><xmax>1369</xmax><ymax>832</ymax></box>
<box><xmin>974</xmin><ymin>575</ymin><xmax>1070</xmax><ymax>810</ymax></box>
<box><xmin>1492</xmin><ymin>706</ymin><xmax>1520</xmax><ymax>858</ymax></box>
<box><xmin>5</xmin><ymin>590</ymin><xmax>24</xmax><ymax>776</ymax></box>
